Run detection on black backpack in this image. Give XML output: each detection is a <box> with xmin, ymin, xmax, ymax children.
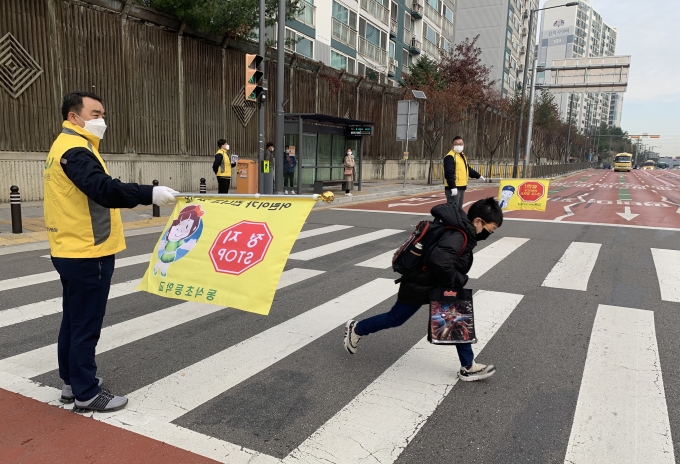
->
<box><xmin>392</xmin><ymin>220</ymin><xmax>468</xmax><ymax>282</ymax></box>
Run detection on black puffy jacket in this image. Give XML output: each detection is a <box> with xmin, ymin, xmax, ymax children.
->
<box><xmin>397</xmin><ymin>202</ymin><xmax>477</xmax><ymax>306</ymax></box>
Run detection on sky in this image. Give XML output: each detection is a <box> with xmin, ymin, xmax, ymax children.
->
<box><xmin>541</xmin><ymin>0</ymin><xmax>680</xmax><ymax>158</ymax></box>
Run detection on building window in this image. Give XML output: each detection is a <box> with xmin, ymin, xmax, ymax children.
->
<box><xmin>389</xmin><ymin>40</ymin><xmax>396</xmax><ymax>59</ymax></box>
<box><xmin>442</xmin><ymin>38</ymin><xmax>450</xmax><ymax>53</ymax></box>
<box><xmin>443</xmin><ymin>4</ymin><xmax>454</xmax><ymax>23</ymax></box>
<box><xmin>402</xmin><ymin>49</ymin><xmax>413</xmax><ymax>69</ymax></box>
<box><xmin>332</xmin><ymin>1</ymin><xmax>357</xmax><ymax>28</ymax></box>
<box><xmin>286</xmin><ymin>28</ymin><xmax>314</xmax><ymax>58</ymax></box>
<box><xmin>331</xmin><ymin>49</ymin><xmax>355</xmax><ymax>73</ymax></box>
<box><xmin>424</xmin><ymin>23</ymin><xmax>436</xmax><ymax>43</ymax></box>
<box><xmin>510</xmin><ymin>56</ymin><xmax>517</xmax><ymax>69</ymax></box>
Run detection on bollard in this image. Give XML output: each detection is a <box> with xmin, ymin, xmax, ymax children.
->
<box><xmin>199</xmin><ymin>177</ymin><xmax>206</xmax><ymax>194</ymax></box>
<box><xmin>152</xmin><ymin>180</ymin><xmax>160</xmax><ymax>217</ymax></box>
<box><xmin>10</xmin><ymin>185</ymin><xmax>22</xmax><ymax>234</ymax></box>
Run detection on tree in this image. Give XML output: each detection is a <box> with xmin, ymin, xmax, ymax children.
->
<box><xmin>138</xmin><ymin>0</ymin><xmax>301</xmax><ymax>43</ymax></box>
<box><xmin>478</xmin><ymin>90</ymin><xmax>515</xmax><ymax>176</ymax></box>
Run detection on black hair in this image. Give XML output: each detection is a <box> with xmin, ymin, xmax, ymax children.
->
<box><xmin>452</xmin><ymin>136</ymin><xmax>463</xmax><ymax>143</ymax></box>
<box><xmin>217</xmin><ymin>139</ymin><xmax>227</xmax><ymax>148</ymax></box>
<box><xmin>61</xmin><ymin>91</ymin><xmax>102</xmax><ymax>121</ymax></box>
<box><xmin>266</xmin><ymin>142</ymin><xmax>274</xmax><ymax>148</ymax></box>
<box><xmin>467</xmin><ymin>197</ymin><xmax>503</xmax><ymax>227</ymax></box>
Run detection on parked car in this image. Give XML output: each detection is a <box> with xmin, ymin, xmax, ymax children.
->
<box><xmin>603</xmin><ymin>163</ymin><xmax>611</xmax><ymax>169</ymax></box>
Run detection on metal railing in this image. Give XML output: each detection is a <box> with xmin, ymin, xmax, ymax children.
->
<box><xmin>360</xmin><ymin>0</ymin><xmax>389</xmax><ymax>24</ymax></box>
<box><xmin>424</xmin><ymin>3</ymin><xmax>441</xmax><ymax>25</ymax></box>
<box><xmin>332</xmin><ymin>18</ymin><xmax>357</xmax><ymax>49</ymax></box>
<box><xmin>388</xmin><ymin>58</ymin><xmax>398</xmax><ymax>75</ymax></box>
<box><xmin>432</xmin><ymin>161</ymin><xmax>591</xmax><ymax>181</ymax></box>
<box><xmin>296</xmin><ymin>0</ymin><xmax>316</xmax><ymax>27</ymax></box>
<box><xmin>411</xmin><ymin>2</ymin><xmax>423</xmax><ymax>16</ymax></box>
<box><xmin>358</xmin><ymin>37</ymin><xmax>388</xmax><ymax>66</ymax></box>
<box><xmin>422</xmin><ymin>37</ymin><xmax>439</xmax><ymax>58</ymax></box>
<box><xmin>390</xmin><ymin>19</ymin><xmax>398</xmax><ymax>35</ymax></box>
<box><xmin>442</xmin><ymin>18</ymin><xmax>454</xmax><ymax>36</ymax></box>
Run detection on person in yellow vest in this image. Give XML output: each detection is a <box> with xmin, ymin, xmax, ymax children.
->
<box><xmin>44</xmin><ymin>92</ymin><xmax>178</xmax><ymax>412</ymax></box>
<box><xmin>443</xmin><ymin>136</ymin><xmax>485</xmax><ymax>208</ymax></box>
<box><xmin>212</xmin><ymin>138</ymin><xmax>235</xmax><ymax>193</ymax></box>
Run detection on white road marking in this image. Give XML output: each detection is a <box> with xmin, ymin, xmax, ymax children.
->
<box><xmin>554</xmin><ymin>194</ymin><xmax>588</xmax><ymax>221</ymax></box>
<box><xmin>0</xmin><ymin>280</ymin><xmax>140</xmax><ymax>329</ymax></box>
<box><xmin>564</xmin><ymin>305</ymin><xmax>674</xmax><ymax>464</ymax></box>
<box><xmin>356</xmin><ymin>250</ymin><xmax>395</xmax><ymax>269</ymax></box>
<box><xmin>0</xmin><ymin>254</ymin><xmax>151</xmax><ymax>292</ymax></box>
<box><xmin>542</xmin><ymin>242</ymin><xmax>601</xmax><ymax>291</ymax></box>
<box><xmin>289</xmin><ymin>229</ymin><xmax>403</xmax><ymax>261</ymax></box>
<box><xmin>284</xmin><ymin>291</ymin><xmax>524</xmax><ymax>464</ymax></box>
<box><xmin>0</xmin><ymin>268</ymin><xmax>320</xmax><ymax>378</ymax></box>
<box><xmin>297</xmin><ymin>225</ymin><xmax>353</xmax><ymax>239</ymax></box>
<box><xmin>121</xmin><ymin>278</ymin><xmax>398</xmax><ymax>422</ymax></box>
<box><xmin>468</xmin><ymin>237</ymin><xmax>529</xmax><ymax>279</ymax></box>
<box><xmin>651</xmin><ymin>248</ymin><xmax>680</xmax><ymax>302</ymax></box>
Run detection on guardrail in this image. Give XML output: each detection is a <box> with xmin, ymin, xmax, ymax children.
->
<box><xmin>432</xmin><ymin>162</ymin><xmax>591</xmax><ymax>181</ymax></box>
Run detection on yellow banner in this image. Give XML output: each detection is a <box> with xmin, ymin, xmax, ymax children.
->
<box><xmin>497</xmin><ymin>179</ymin><xmax>550</xmax><ymax>211</ymax></box>
<box><xmin>137</xmin><ymin>195</ymin><xmax>317</xmax><ymax>315</ymax></box>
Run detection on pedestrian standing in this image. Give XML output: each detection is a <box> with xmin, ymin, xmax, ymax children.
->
<box><xmin>343</xmin><ymin>198</ymin><xmax>502</xmax><ymax>381</ymax></box>
<box><xmin>283</xmin><ymin>145</ymin><xmax>297</xmax><ymax>195</ymax></box>
<box><xmin>343</xmin><ymin>149</ymin><xmax>356</xmax><ymax>196</ymax></box>
<box><xmin>44</xmin><ymin>92</ymin><xmax>178</xmax><ymax>411</ymax></box>
<box><xmin>444</xmin><ymin>136</ymin><xmax>484</xmax><ymax>207</ymax></box>
<box><xmin>213</xmin><ymin>139</ymin><xmax>235</xmax><ymax>193</ymax></box>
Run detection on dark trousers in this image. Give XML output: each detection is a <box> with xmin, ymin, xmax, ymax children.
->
<box><xmin>355</xmin><ymin>301</ymin><xmax>474</xmax><ymax>367</ymax></box>
<box><xmin>283</xmin><ymin>172</ymin><xmax>295</xmax><ymax>188</ymax></box>
<box><xmin>445</xmin><ymin>188</ymin><xmax>466</xmax><ymax>208</ymax></box>
<box><xmin>217</xmin><ymin>176</ymin><xmax>231</xmax><ymax>194</ymax></box>
<box><xmin>51</xmin><ymin>255</ymin><xmax>115</xmax><ymax>401</ymax></box>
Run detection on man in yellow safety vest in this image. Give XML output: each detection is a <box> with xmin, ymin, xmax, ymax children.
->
<box><xmin>443</xmin><ymin>136</ymin><xmax>484</xmax><ymax>207</ymax></box>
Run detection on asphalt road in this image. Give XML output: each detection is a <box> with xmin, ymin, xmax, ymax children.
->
<box><xmin>1</xmin><ymin>182</ymin><xmax>679</xmax><ymax>463</ymax></box>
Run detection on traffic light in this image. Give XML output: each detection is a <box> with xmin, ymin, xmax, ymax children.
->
<box><xmin>245</xmin><ymin>54</ymin><xmax>263</xmax><ymax>102</ymax></box>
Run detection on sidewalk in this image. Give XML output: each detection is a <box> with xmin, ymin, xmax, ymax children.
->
<box><xmin>0</xmin><ymin>180</ymin><xmax>450</xmax><ymax>247</ymax></box>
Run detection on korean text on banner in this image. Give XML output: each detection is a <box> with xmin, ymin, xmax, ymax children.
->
<box><xmin>497</xmin><ymin>179</ymin><xmax>550</xmax><ymax>211</ymax></box>
<box><xmin>137</xmin><ymin>195</ymin><xmax>317</xmax><ymax>315</ymax></box>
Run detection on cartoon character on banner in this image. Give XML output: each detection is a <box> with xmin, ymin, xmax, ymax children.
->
<box><xmin>499</xmin><ymin>185</ymin><xmax>516</xmax><ymax>209</ymax></box>
<box><xmin>154</xmin><ymin>205</ymin><xmax>205</xmax><ymax>277</ymax></box>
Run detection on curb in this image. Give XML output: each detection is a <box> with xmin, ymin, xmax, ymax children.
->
<box><xmin>317</xmin><ymin>185</ymin><xmax>443</xmax><ymax>208</ymax></box>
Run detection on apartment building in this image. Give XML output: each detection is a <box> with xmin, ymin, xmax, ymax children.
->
<box><xmin>454</xmin><ymin>0</ymin><xmax>539</xmax><ymax>98</ymax></box>
<box><xmin>538</xmin><ymin>0</ymin><xmax>622</xmax><ymax>131</ymax></box>
<box><xmin>281</xmin><ymin>0</ymin><xmax>456</xmax><ymax>85</ymax></box>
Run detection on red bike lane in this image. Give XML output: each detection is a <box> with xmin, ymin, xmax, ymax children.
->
<box><xmin>339</xmin><ymin>169</ymin><xmax>680</xmax><ymax>230</ymax></box>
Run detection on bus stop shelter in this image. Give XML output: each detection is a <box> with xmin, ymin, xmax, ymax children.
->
<box><xmin>284</xmin><ymin>113</ymin><xmax>374</xmax><ymax>194</ymax></box>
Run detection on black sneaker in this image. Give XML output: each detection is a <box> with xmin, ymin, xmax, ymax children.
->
<box><xmin>458</xmin><ymin>362</ymin><xmax>496</xmax><ymax>382</ymax></box>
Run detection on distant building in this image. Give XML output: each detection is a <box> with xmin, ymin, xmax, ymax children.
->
<box><xmin>454</xmin><ymin>0</ymin><xmax>540</xmax><ymax>97</ymax></box>
<box><xmin>537</xmin><ymin>0</ymin><xmax>623</xmax><ymax>131</ymax></box>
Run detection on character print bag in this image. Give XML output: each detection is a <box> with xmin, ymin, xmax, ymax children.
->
<box><xmin>428</xmin><ymin>288</ymin><xmax>476</xmax><ymax>345</ymax></box>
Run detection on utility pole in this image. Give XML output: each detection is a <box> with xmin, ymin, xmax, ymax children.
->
<box><xmin>257</xmin><ymin>0</ymin><xmax>265</xmax><ymax>193</ymax></box>
<box><xmin>565</xmin><ymin>93</ymin><xmax>573</xmax><ymax>164</ymax></box>
<box><xmin>274</xmin><ymin>0</ymin><xmax>285</xmax><ymax>194</ymax></box>
<box><xmin>512</xmin><ymin>9</ymin><xmax>535</xmax><ymax>178</ymax></box>
<box><xmin>523</xmin><ymin>56</ymin><xmax>538</xmax><ymax>177</ymax></box>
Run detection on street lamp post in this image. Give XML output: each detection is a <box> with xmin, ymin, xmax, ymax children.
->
<box><xmin>512</xmin><ymin>2</ymin><xmax>578</xmax><ymax>178</ymax></box>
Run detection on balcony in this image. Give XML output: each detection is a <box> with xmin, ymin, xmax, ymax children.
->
<box><xmin>390</xmin><ymin>19</ymin><xmax>398</xmax><ymax>38</ymax></box>
<box><xmin>407</xmin><ymin>33</ymin><xmax>421</xmax><ymax>54</ymax></box>
<box><xmin>296</xmin><ymin>0</ymin><xmax>316</xmax><ymax>27</ymax></box>
<box><xmin>332</xmin><ymin>18</ymin><xmax>357</xmax><ymax>49</ymax></box>
<box><xmin>358</xmin><ymin>37</ymin><xmax>388</xmax><ymax>66</ymax></box>
<box><xmin>422</xmin><ymin>37</ymin><xmax>439</xmax><ymax>57</ymax></box>
<box><xmin>424</xmin><ymin>3</ymin><xmax>441</xmax><ymax>26</ymax></box>
<box><xmin>388</xmin><ymin>58</ymin><xmax>398</xmax><ymax>76</ymax></box>
<box><xmin>442</xmin><ymin>19</ymin><xmax>454</xmax><ymax>36</ymax></box>
<box><xmin>411</xmin><ymin>2</ymin><xmax>423</xmax><ymax>18</ymax></box>
<box><xmin>360</xmin><ymin>0</ymin><xmax>389</xmax><ymax>25</ymax></box>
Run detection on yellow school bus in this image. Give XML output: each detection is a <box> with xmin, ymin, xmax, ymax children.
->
<box><xmin>613</xmin><ymin>153</ymin><xmax>632</xmax><ymax>172</ymax></box>
<box><xmin>643</xmin><ymin>160</ymin><xmax>656</xmax><ymax>170</ymax></box>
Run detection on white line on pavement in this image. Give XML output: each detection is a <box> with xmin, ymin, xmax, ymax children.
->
<box><xmin>0</xmin><ymin>268</ymin><xmax>321</xmax><ymax>378</ymax></box>
<box><xmin>297</xmin><ymin>225</ymin><xmax>353</xmax><ymax>239</ymax></box>
<box><xmin>564</xmin><ymin>305</ymin><xmax>674</xmax><ymax>464</ymax></box>
<box><xmin>120</xmin><ymin>278</ymin><xmax>398</xmax><ymax>422</ymax></box>
<box><xmin>289</xmin><ymin>229</ymin><xmax>403</xmax><ymax>261</ymax></box>
<box><xmin>284</xmin><ymin>290</ymin><xmax>524</xmax><ymax>464</ymax></box>
<box><xmin>355</xmin><ymin>250</ymin><xmax>395</xmax><ymax>269</ymax></box>
<box><xmin>542</xmin><ymin>242</ymin><xmax>601</xmax><ymax>291</ymax></box>
<box><xmin>651</xmin><ymin>248</ymin><xmax>680</xmax><ymax>302</ymax></box>
<box><xmin>468</xmin><ymin>237</ymin><xmax>529</xmax><ymax>279</ymax></box>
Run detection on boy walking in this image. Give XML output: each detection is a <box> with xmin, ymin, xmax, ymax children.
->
<box><xmin>343</xmin><ymin>198</ymin><xmax>503</xmax><ymax>381</ymax></box>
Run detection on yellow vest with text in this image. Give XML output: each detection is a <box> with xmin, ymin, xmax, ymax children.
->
<box><xmin>443</xmin><ymin>150</ymin><xmax>470</xmax><ymax>188</ymax></box>
<box><xmin>215</xmin><ymin>148</ymin><xmax>231</xmax><ymax>178</ymax></box>
<box><xmin>43</xmin><ymin>122</ymin><xmax>125</xmax><ymax>258</ymax></box>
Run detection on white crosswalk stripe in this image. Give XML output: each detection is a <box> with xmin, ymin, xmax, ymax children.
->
<box><xmin>651</xmin><ymin>248</ymin><xmax>680</xmax><ymax>302</ymax></box>
<box><xmin>565</xmin><ymin>305</ymin><xmax>674</xmax><ymax>463</ymax></box>
<box><xmin>468</xmin><ymin>237</ymin><xmax>529</xmax><ymax>279</ymax></box>
<box><xmin>289</xmin><ymin>229</ymin><xmax>403</xmax><ymax>260</ymax></box>
<box><xmin>542</xmin><ymin>242</ymin><xmax>601</xmax><ymax>291</ymax></box>
<box><xmin>355</xmin><ymin>249</ymin><xmax>395</xmax><ymax>268</ymax></box>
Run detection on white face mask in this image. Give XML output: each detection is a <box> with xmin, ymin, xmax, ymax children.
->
<box><xmin>453</xmin><ymin>145</ymin><xmax>464</xmax><ymax>153</ymax></box>
<box><xmin>346</xmin><ymin>151</ymin><xmax>352</xmax><ymax>156</ymax></box>
<box><xmin>225</xmin><ymin>144</ymin><xmax>230</xmax><ymax>151</ymax></box>
<box><xmin>77</xmin><ymin>115</ymin><xmax>107</xmax><ymax>139</ymax></box>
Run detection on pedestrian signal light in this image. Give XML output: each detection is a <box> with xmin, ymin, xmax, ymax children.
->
<box><xmin>245</xmin><ymin>54</ymin><xmax>264</xmax><ymax>102</ymax></box>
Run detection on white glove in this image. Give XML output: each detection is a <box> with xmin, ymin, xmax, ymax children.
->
<box><xmin>479</xmin><ymin>176</ymin><xmax>486</xmax><ymax>181</ymax></box>
<box><xmin>153</xmin><ymin>186</ymin><xmax>179</xmax><ymax>206</ymax></box>
<box><xmin>451</xmin><ymin>188</ymin><xmax>458</xmax><ymax>196</ymax></box>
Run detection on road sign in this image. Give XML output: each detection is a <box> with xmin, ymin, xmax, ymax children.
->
<box><xmin>347</xmin><ymin>126</ymin><xmax>372</xmax><ymax>136</ymax></box>
<box><xmin>209</xmin><ymin>221</ymin><xmax>273</xmax><ymax>275</ymax></box>
<box><xmin>396</xmin><ymin>100</ymin><xmax>418</xmax><ymax>141</ymax></box>
<box><xmin>518</xmin><ymin>181</ymin><xmax>546</xmax><ymax>202</ymax></box>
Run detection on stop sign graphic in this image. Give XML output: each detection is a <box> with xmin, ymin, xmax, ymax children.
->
<box><xmin>518</xmin><ymin>181</ymin><xmax>545</xmax><ymax>202</ymax></box>
<box><xmin>209</xmin><ymin>221</ymin><xmax>273</xmax><ymax>275</ymax></box>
